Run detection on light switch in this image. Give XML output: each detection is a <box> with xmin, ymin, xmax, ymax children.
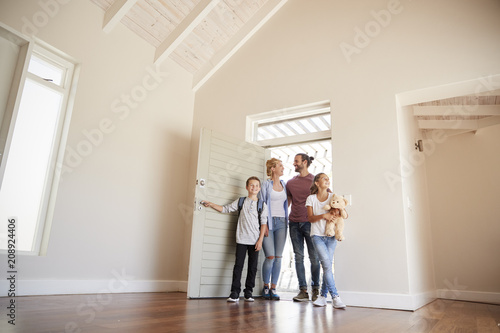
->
<box><xmin>407</xmin><ymin>197</ymin><xmax>413</xmax><ymax>212</ymax></box>
<box><xmin>343</xmin><ymin>194</ymin><xmax>352</xmax><ymax>206</ymax></box>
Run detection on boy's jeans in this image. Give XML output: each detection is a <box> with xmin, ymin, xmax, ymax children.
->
<box><xmin>289</xmin><ymin>222</ymin><xmax>321</xmax><ymax>289</ymax></box>
<box><xmin>231</xmin><ymin>243</ymin><xmax>259</xmax><ymax>297</ymax></box>
<box><xmin>312</xmin><ymin>235</ymin><xmax>339</xmax><ymax>297</ymax></box>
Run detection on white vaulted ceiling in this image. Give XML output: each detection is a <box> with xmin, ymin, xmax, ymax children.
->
<box><xmin>89</xmin><ymin>0</ymin><xmax>288</xmax><ymax>91</ymax></box>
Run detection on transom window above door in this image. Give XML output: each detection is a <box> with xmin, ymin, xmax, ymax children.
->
<box><xmin>248</xmin><ymin>101</ymin><xmax>331</xmax><ymax>148</ymax></box>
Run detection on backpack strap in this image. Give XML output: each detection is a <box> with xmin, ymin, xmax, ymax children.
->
<box><xmin>237</xmin><ymin>197</ymin><xmax>246</xmax><ymax>217</ymax></box>
<box><xmin>257</xmin><ymin>199</ymin><xmax>264</xmax><ymax>229</ymax></box>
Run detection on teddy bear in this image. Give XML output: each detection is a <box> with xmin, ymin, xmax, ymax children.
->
<box><xmin>323</xmin><ymin>194</ymin><xmax>349</xmax><ymax>241</ymax></box>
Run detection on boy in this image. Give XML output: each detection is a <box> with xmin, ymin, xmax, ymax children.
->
<box><xmin>202</xmin><ymin>176</ymin><xmax>268</xmax><ymax>302</ymax></box>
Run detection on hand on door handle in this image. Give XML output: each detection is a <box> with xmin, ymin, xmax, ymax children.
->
<box><xmin>200</xmin><ymin>201</ymin><xmax>223</xmax><ymax>212</ymax></box>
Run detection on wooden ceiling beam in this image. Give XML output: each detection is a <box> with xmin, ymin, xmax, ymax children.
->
<box><xmin>418</xmin><ymin>116</ymin><xmax>500</xmax><ymax>130</ymax></box>
<box><xmin>423</xmin><ymin>129</ymin><xmax>475</xmax><ymax>138</ymax></box>
<box><xmin>103</xmin><ymin>0</ymin><xmax>139</xmax><ymax>34</ymax></box>
<box><xmin>413</xmin><ymin>105</ymin><xmax>500</xmax><ymax>117</ymax></box>
<box><xmin>477</xmin><ymin>115</ymin><xmax>500</xmax><ymax>129</ymax></box>
<box><xmin>418</xmin><ymin>119</ymin><xmax>478</xmax><ymax>130</ymax></box>
<box><xmin>397</xmin><ymin>75</ymin><xmax>500</xmax><ymax>106</ymax></box>
<box><xmin>154</xmin><ymin>0</ymin><xmax>221</xmax><ymax>65</ymax></box>
<box><xmin>193</xmin><ymin>0</ymin><xmax>289</xmax><ymax>91</ymax></box>
<box><xmin>468</xmin><ymin>89</ymin><xmax>500</xmax><ymax>97</ymax></box>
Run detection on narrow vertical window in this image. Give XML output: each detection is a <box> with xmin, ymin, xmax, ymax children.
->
<box><xmin>0</xmin><ymin>39</ymin><xmax>77</xmax><ymax>255</ymax></box>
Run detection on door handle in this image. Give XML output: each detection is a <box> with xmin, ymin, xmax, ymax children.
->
<box><xmin>195</xmin><ymin>198</ymin><xmax>205</xmax><ymax>211</ymax></box>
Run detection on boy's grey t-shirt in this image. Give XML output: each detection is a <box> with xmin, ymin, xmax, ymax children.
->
<box><xmin>222</xmin><ymin>197</ymin><xmax>268</xmax><ymax>245</ymax></box>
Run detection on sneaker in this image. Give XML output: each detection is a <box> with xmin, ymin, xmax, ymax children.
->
<box><xmin>244</xmin><ymin>296</ymin><xmax>255</xmax><ymax>302</ymax></box>
<box><xmin>262</xmin><ymin>286</ymin><xmax>270</xmax><ymax>300</ymax></box>
<box><xmin>312</xmin><ymin>287</ymin><xmax>320</xmax><ymax>302</ymax></box>
<box><xmin>293</xmin><ymin>289</ymin><xmax>310</xmax><ymax>302</ymax></box>
<box><xmin>227</xmin><ymin>293</ymin><xmax>239</xmax><ymax>302</ymax></box>
<box><xmin>332</xmin><ymin>295</ymin><xmax>346</xmax><ymax>308</ymax></box>
<box><xmin>313</xmin><ymin>295</ymin><xmax>327</xmax><ymax>307</ymax></box>
<box><xmin>270</xmin><ymin>289</ymin><xmax>280</xmax><ymax>301</ymax></box>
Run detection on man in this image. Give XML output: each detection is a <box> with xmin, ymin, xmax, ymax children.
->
<box><xmin>286</xmin><ymin>153</ymin><xmax>321</xmax><ymax>302</ymax></box>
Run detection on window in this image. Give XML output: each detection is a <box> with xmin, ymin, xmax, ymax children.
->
<box><xmin>270</xmin><ymin>140</ymin><xmax>332</xmax><ymax>179</ymax></box>
<box><xmin>247</xmin><ymin>101</ymin><xmax>332</xmax><ymax>178</ymax></box>
<box><xmin>257</xmin><ymin>112</ymin><xmax>331</xmax><ymax>140</ymax></box>
<box><xmin>0</xmin><ymin>31</ymin><xmax>78</xmax><ymax>255</ymax></box>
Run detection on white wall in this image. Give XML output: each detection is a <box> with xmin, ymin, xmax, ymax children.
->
<box><xmin>426</xmin><ymin>125</ymin><xmax>500</xmax><ymax>302</ymax></box>
<box><xmin>188</xmin><ymin>0</ymin><xmax>500</xmax><ymax>309</ymax></box>
<box><xmin>0</xmin><ymin>0</ymin><xmax>194</xmax><ymax>295</ymax></box>
<box><xmin>396</xmin><ymin>104</ymin><xmax>436</xmax><ymax>308</ymax></box>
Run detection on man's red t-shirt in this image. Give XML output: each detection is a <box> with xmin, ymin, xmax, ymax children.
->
<box><xmin>286</xmin><ymin>173</ymin><xmax>314</xmax><ymax>223</ymax></box>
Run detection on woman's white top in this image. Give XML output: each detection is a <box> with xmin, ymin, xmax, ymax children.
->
<box><xmin>270</xmin><ymin>188</ymin><xmax>286</xmax><ymax>217</ymax></box>
<box><xmin>306</xmin><ymin>192</ymin><xmax>334</xmax><ymax>237</ymax></box>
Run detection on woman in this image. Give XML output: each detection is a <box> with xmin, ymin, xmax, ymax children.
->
<box><xmin>260</xmin><ymin>158</ymin><xmax>288</xmax><ymax>300</ymax></box>
<box><xmin>305</xmin><ymin>173</ymin><xmax>346</xmax><ymax>308</ymax></box>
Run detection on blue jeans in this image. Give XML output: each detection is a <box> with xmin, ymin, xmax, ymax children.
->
<box><xmin>289</xmin><ymin>222</ymin><xmax>321</xmax><ymax>289</ymax></box>
<box><xmin>312</xmin><ymin>235</ymin><xmax>338</xmax><ymax>297</ymax></box>
<box><xmin>262</xmin><ymin>217</ymin><xmax>287</xmax><ymax>285</ymax></box>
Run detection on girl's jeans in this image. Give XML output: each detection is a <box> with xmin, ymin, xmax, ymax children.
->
<box><xmin>312</xmin><ymin>235</ymin><xmax>339</xmax><ymax>298</ymax></box>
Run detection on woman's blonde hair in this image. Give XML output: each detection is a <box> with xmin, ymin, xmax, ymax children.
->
<box><xmin>266</xmin><ymin>158</ymin><xmax>282</xmax><ymax>177</ymax></box>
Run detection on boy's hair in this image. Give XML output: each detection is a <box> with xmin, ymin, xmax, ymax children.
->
<box><xmin>246</xmin><ymin>176</ymin><xmax>261</xmax><ymax>187</ymax></box>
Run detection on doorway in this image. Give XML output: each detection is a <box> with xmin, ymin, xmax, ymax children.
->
<box><xmin>247</xmin><ymin>101</ymin><xmax>333</xmax><ymax>295</ymax></box>
<box><xmin>396</xmin><ymin>78</ymin><xmax>500</xmax><ymax>304</ymax></box>
<box><xmin>268</xmin><ymin>140</ymin><xmax>332</xmax><ymax>293</ymax></box>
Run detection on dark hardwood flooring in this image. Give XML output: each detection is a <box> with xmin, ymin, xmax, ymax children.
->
<box><xmin>1</xmin><ymin>292</ymin><xmax>499</xmax><ymax>332</ymax></box>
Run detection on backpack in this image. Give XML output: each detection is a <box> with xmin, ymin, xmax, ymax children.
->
<box><xmin>237</xmin><ymin>197</ymin><xmax>264</xmax><ymax>230</ymax></box>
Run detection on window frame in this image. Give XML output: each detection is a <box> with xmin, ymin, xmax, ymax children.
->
<box><xmin>246</xmin><ymin>100</ymin><xmax>332</xmax><ymax>148</ymax></box>
<box><xmin>0</xmin><ymin>24</ymin><xmax>79</xmax><ymax>256</ymax></box>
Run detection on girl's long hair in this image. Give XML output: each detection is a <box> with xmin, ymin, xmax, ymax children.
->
<box><xmin>310</xmin><ymin>173</ymin><xmax>326</xmax><ymax>195</ymax></box>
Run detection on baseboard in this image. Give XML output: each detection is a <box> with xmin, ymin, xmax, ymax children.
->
<box><xmin>437</xmin><ymin>289</ymin><xmax>500</xmax><ymax>305</ymax></box>
<box><xmin>341</xmin><ymin>290</ymin><xmax>436</xmax><ymax>311</ymax></box>
<box><xmin>3</xmin><ymin>281</ymin><xmax>497</xmax><ymax>307</ymax></box>
<box><xmin>342</xmin><ymin>289</ymin><xmax>500</xmax><ymax>311</ymax></box>
<box><xmin>411</xmin><ymin>290</ymin><xmax>438</xmax><ymax>310</ymax></box>
<box><xmin>0</xmin><ymin>279</ymin><xmax>188</xmax><ymax>297</ymax></box>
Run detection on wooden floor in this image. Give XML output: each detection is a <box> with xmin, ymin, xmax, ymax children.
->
<box><xmin>1</xmin><ymin>292</ymin><xmax>499</xmax><ymax>333</ymax></box>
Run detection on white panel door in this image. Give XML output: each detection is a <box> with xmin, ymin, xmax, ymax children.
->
<box><xmin>188</xmin><ymin>128</ymin><xmax>269</xmax><ymax>298</ymax></box>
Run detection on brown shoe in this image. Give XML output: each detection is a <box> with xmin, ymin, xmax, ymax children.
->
<box><xmin>312</xmin><ymin>287</ymin><xmax>320</xmax><ymax>302</ymax></box>
<box><xmin>293</xmin><ymin>289</ymin><xmax>310</xmax><ymax>302</ymax></box>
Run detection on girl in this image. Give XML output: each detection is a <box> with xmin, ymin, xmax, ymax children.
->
<box><xmin>305</xmin><ymin>173</ymin><xmax>346</xmax><ymax>308</ymax></box>
<box><xmin>260</xmin><ymin>158</ymin><xmax>288</xmax><ymax>300</ymax></box>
